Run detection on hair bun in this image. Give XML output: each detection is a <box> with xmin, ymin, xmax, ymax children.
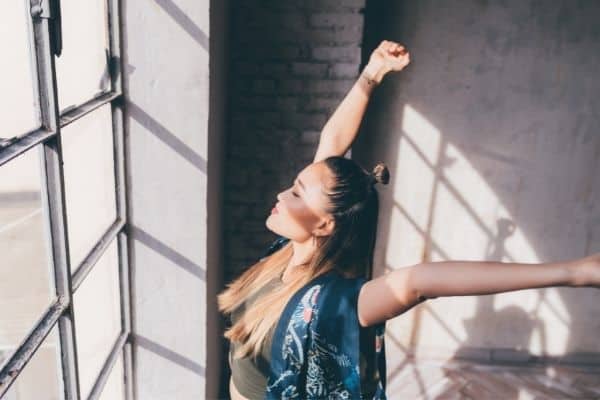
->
<box><xmin>371</xmin><ymin>162</ymin><xmax>390</xmax><ymax>185</ymax></box>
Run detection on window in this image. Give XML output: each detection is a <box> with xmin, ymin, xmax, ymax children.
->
<box><xmin>0</xmin><ymin>0</ymin><xmax>132</xmax><ymax>399</ymax></box>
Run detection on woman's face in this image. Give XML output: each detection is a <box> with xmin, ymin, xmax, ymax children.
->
<box><xmin>265</xmin><ymin>162</ymin><xmax>335</xmax><ymax>242</ymax></box>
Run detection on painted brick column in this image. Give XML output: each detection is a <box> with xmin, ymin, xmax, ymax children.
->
<box><xmin>224</xmin><ymin>0</ymin><xmax>367</xmax><ymax>280</ymax></box>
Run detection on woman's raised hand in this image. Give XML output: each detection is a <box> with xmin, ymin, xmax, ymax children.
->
<box><xmin>363</xmin><ymin>40</ymin><xmax>411</xmax><ymax>84</ymax></box>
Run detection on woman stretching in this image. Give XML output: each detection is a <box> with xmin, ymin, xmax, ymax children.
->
<box><xmin>218</xmin><ymin>40</ymin><xmax>600</xmax><ymax>400</ymax></box>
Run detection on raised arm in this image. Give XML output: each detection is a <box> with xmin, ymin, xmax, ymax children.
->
<box><xmin>313</xmin><ymin>40</ymin><xmax>411</xmax><ymax>163</ymax></box>
<box><xmin>357</xmin><ymin>253</ymin><xmax>600</xmax><ymax>327</ymax></box>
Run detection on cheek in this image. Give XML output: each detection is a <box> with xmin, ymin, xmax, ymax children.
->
<box><xmin>286</xmin><ymin>201</ymin><xmax>321</xmax><ymax>227</ymax></box>
<box><xmin>266</xmin><ymin>199</ymin><xmax>321</xmax><ymax>238</ymax></box>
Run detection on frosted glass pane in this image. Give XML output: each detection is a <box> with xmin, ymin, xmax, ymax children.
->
<box><xmin>62</xmin><ymin>104</ymin><xmax>117</xmax><ymax>271</ymax></box>
<box><xmin>74</xmin><ymin>240</ymin><xmax>121</xmax><ymax>400</ymax></box>
<box><xmin>56</xmin><ymin>0</ymin><xmax>110</xmax><ymax>112</ymax></box>
<box><xmin>0</xmin><ymin>0</ymin><xmax>40</xmax><ymax>137</ymax></box>
<box><xmin>1</xmin><ymin>325</ymin><xmax>62</xmax><ymax>400</ymax></box>
<box><xmin>0</xmin><ymin>147</ymin><xmax>53</xmax><ymax>350</ymax></box>
<box><xmin>98</xmin><ymin>352</ymin><xmax>125</xmax><ymax>400</ymax></box>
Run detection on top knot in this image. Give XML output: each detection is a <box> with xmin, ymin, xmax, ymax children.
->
<box><xmin>370</xmin><ymin>162</ymin><xmax>390</xmax><ymax>186</ymax></box>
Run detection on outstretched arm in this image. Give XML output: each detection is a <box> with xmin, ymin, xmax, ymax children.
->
<box><xmin>313</xmin><ymin>40</ymin><xmax>411</xmax><ymax>163</ymax></box>
<box><xmin>357</xmin><ymin>253</ymin><xmax>600</xmax><ymax>327</ymax></box>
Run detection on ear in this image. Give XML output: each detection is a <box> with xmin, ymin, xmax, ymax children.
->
<box><xmin>313</xmin><ymin>217</ymin><xmax>335</xmax><ymax>237</ymax></box>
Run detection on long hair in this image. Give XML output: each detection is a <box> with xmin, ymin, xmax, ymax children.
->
<box><xmin>217</xmin><ymin>156</ymin><xmax>390</xmax><ymax>360</ymax></box>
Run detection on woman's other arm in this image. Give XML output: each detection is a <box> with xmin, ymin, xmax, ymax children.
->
<box><xmin>312</xmin><ymin>40</ymin><xmax>411</xmax><ymax>163</ymax></box>
<box><xmin>357</xmin><ymin>253</ymin><xmax>600</xmax><ymax>327</ymax></box>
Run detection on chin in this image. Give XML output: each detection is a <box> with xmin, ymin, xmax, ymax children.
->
<box><xmin>265</xmin><ymin>215</ymin><xmax>276</xmax><ymax>232</ymax></box>
<box><xmin>265</xmin><ymin>216</ymin><xmax>285</xmax><ymax>237</ymax></box>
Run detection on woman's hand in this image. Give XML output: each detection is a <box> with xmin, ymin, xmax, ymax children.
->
<box><xmin>571</xmin><ymin>252</ymin><xmax>600</xmax><ymax>287</ymax></box>
<box><xmin>363</xmin><ymin>40</ymin><xmax>411</xmax><ymax>84</ymax></box>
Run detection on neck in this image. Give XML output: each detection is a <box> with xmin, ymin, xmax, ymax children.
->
<box><xmin>285</xmin><ymin>236</ymin><xmax>315</xmax><ymax>276</ymax></box>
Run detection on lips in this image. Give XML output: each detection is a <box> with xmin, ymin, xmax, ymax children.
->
<box><xmin>271</xmin><ymin>205</ymin><xmax>279</xmax><ymax>214</ymax></box>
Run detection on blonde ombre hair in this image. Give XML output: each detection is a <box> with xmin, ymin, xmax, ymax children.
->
<box><xmin>217</xmin><ymin>240</ymin><xmax>331</xmax><ymax>360</ymax></box>
<box><xmin>218</xmin><ymin>156</ymin><xmax>390</xmax><ymax>361</ymax></box>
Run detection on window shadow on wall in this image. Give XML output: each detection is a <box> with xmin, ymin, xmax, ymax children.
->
<box><xmin>357</xmin><ymin>0</ymin><xmax>600</xmax><ymax>397</ymax></box>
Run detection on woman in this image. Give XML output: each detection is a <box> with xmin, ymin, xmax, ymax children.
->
<box><xmin>218</xmin><ymin>40</ymin><xmax>600</xmax><ymax>399</ymax></box>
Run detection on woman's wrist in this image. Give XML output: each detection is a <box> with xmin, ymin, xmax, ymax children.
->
<box><xmin>570</xmin><ymin>254</ymin><xmax>600</xmax><ymax>287</ymax></box>
<box><xmin>362</xmin><ymin>61</ymin><xmax>389</xmax><ymax>85</ymax></box>
<box><xmin>357</xmin><ymin>64</ymin><xmax>385</xmax><ymax>94</ymax></box>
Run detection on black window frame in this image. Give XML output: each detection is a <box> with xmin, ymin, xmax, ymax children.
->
<box><xmin>0</xmin><ymin>0</ymin><xmax>133</xmax><ymax>399</ymax></box>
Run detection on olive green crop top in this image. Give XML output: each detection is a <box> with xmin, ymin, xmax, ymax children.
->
<box><xmin>228</xmin><ymin>268</ymin><xmax>381</xmax><ymax>398</ymax></box>
<box><xmin>228</xmin><ymin>275</ymin><xmax>282</xmax><ymax>399</ymax></box>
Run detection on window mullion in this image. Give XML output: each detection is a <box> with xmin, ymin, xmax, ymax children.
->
<box><xmin>31</xmin><ymin>0</ymin><xmax>82</xmax><ymax>399</ymax></box>
<box><xmin>107</xmin><ymin>0</ymin><xmax>134</xmax><ymax>398</ymax></box>
<box><xmin>107</xmin><ymin>0</ymin><xmax>122</xmax><ymax>96</ymax></box>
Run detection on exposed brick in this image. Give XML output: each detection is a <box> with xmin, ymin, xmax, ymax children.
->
<box><xmin>329</xmin><ymin>63</ymin><xmax>360</xmax><ymax>78</ymax></box>
<box><xmin>225</xmin><ymin>1</ymin><xmax>365</xmax><ymax>283</ymax></box>
<box><xmin>237</xmin><ymin>95</ymin><xmax>298</xmax><ymax>112</ymax></box>
<box><xmin>238</xmin><ymin>220</ymin><xmax>269</xmax><ymax>233</ymax></box>
<box><xmin>305</xmin><ymin>79</ymin><xmax>355</xmax><ymax>94</ymax></box>
<box><xmin>301</xmin><ymin>130</ymin><xmax>321</xmax><ymax>144</ymax></box>
<box><xmin>261</xmin><ymin>62</ymin><xmax>290</xmax><ymax>77</ymax></box>
<box><xmin>228</xmin><ymin>203</ymin><xmax>251</xmax><ymax>219</ymax></box>
<box><xmin>313</xmin><ymin>45</ymin><xmax>362</xmax><ymax>63</ymax></box>
<box><xmin>246</xmin><ymin>11</ymin><xmax>307</xmax><ymax>30</ymax></box>
<box><xmin>284</xmin><ymin>112</ymin><xmax>328</xmax><ymax>130</ymax></box>
<box><xmin>309</xmin><ymin>12</ymin><xmax>364</xmax><ymax>29</ymax></box>
<box><xmin>278</xmin><ymin>79</ymin><xmax>305</xmax><ymax>94</ymax></box>
<box><xmin>251</xmin><ymin>205</ymin><xmax>273</xmax><ymax>219</ymax></box>
<box><xmin>261</xmin><ymin>0</ymin><xmax>365</xmax><ymax>11</ymax></box>
<box><xmin>235</xmin><ymin>62</ymin><xmax>261</xmax><ymax>75</ymax></box>
<box><xmin>301</xmin><ymin>97</ymin><xmax>341</xmax><ymax>113</ymax></box>
<box><xmin>291</xmin><ymin>62</ymin><xmax>328</xmax><ymax>77</ymax></box>
<box><xmin>252</xmin><ymin>79</ymin><xmax>276</xmax><ymax>93</ymax></box>
<box><xmin>240</xmin><ymin>45</ymin><xmax>303</xmax><ymax>60</ymax></box>
<box><xmin>273</xmin><ymin>27</ymin><xmax>363</xmax><ymax>45</ymax></box>
<box><xmin>315</xmin><ymin>26</ymin><xmax>364</xmax><ymax>43</ymax></box>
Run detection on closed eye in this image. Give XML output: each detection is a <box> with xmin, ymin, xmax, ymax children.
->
<box><xmin>292</xmin><ymin>179</ymin><xmax>303</xmax><ymax>197</ymax></box>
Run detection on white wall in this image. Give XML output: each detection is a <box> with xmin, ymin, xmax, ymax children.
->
<box><xmin>122</xmin><ymin>0</ymin><xmax>224</xmax><ymax>398</ymax></box>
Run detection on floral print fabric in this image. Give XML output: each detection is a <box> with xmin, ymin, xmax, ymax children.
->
<box><xmin>262</xmin><ymin>236</ymin><xmax>387</xmax><ymax>399</ymax></box>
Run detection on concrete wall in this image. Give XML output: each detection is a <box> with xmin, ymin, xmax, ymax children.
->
<box><xmin>353</xmin><ymin>0</ymin><xmax>600</xmax><ymax>391</ymax></box>
<box><xmin>122</xmin><ymin>0</ymin><xmax>226</xmax><ymax>398</ymax></box>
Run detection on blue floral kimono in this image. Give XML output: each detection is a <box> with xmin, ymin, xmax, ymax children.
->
<box><xmin>259</xmin><ymin>236</ymin><xmax>387</xmax><ymax>399</ymax></box>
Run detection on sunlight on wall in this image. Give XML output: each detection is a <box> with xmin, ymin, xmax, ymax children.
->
<box><xmin>386</xmin><ymin>104</ymin><xmax>440</xmax><ymax>268</ymax></box>
<box><xmin>385</xmin><ymin>104</ymin><xmax>571</xmax><ymax>356</ymax></box>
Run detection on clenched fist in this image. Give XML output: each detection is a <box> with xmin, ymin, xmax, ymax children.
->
<box><xmin>363</xmin><ymin>40</ymin><xmax>411</xmax><ymax>84</ymax></box>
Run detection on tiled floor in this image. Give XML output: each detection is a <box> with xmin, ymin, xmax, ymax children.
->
<box><xmin>387</xmin><ymin>359</ymin><xmax>600</xmax><ymax>399</ymax></box>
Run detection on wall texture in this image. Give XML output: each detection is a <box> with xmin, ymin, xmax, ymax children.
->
<box><xmin>353</xmin><ymin>0</ymin><xmax>600</xmax><ymax>393</ymax></box>
<box><xmin>122</xmin><ymin>0</ymin><xmax>219</xmax><ymax>398</ymax></box>
<box><xmin>207</xmin><ymin>0</ymin><xmax>229</xmax><ymax>398</ymax></box>
<box><xmin>223</xmin><ymin>0</ymin><xmax>366</xmax><ymax>281</ymax></box>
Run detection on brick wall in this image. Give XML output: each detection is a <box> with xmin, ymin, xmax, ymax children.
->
<box><xmin>224</xmin><ymin>0</ymin><xmax>367</xmax><ymax>282</ymax></box>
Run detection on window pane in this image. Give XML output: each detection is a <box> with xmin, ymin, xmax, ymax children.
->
<box><xmin>0</xmin><ymin>0</ymin><xmax>40</xmax><ymax>137</ymax></box>
<box><xmin>98</xmin><ymin>352</ymin><xmax>125</xmax><ymax>400</ymax></box>
<box><xmin>1</xmin><ymin>325</ymin><xmax>63</xmax><ymax>400</ymax></box>
<box><xmin>0</xmin><ymin>147</ymin><xmax>53</xmax><ymax>349</ymax></box>
<box><xmin>73</xmin><ymin>239</ymin><xmax>121</xmax><ymax>400</ymax></box>
<box><xmin>62</xmin><ymin>104</ymin><xmax>117</xmax><ymax>271</ymax></box>
<box><xmin>56</xmin><ymin>0</ymin><xmax>110</xmax><ymax>112</ymax></box>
